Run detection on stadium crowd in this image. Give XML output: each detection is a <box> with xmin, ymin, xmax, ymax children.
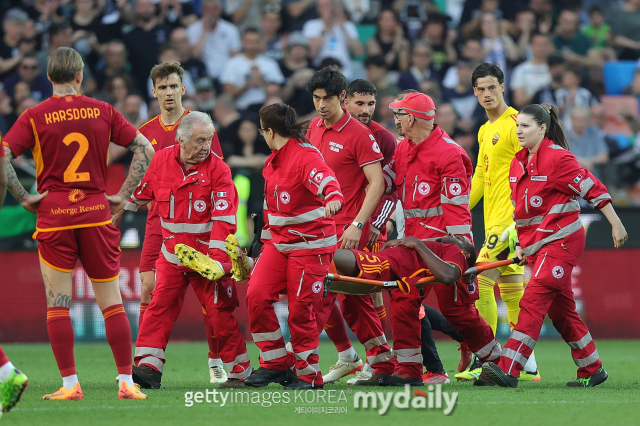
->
<box><xmin>2</xmin><ymin>0</ymin><xmax>640</xmax><ymax>241</ymax></box>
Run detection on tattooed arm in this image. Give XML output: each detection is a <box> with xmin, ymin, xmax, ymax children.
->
<box><xmin>3</xmin><ymin>146</ymin><xmax>48</xmax><ymax>215</ymax></box>
<box><xmin>106</xmin><ymin>133</ymin><xmax>154</xmax><ymax>223</ymax></box>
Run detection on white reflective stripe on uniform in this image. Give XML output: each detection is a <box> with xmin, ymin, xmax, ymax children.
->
<box><xmin>510</xmin><ymin>330</ymin><xmax>537</xmax><ymax>350</ymax></box>
<box><xmin>294</xmin><ymin>347</ymin><xmax>319</xmax><ymax>361</ymax></box>
<box><xmin>579</xmin><ymin>178</ymin><xmax>595</xmax><ymax>198</ymax></box>
<box><xmin>296</xmin><ymin>363</ymin><xmax>321</xmax><ymax>376</ymax></box>
<box><xmin>363</xmin><ymin>335</ymin><xmax>387</xmax><ymax>351</ymax></box>
<box><xmin>501</xmin><ymin>347</ymin><xmax>528</xmax><ymax>368</ymax></box>
<box><xmin>573</xmin><ymin>350</ymin><xmax>599</xmax><ymax>367</ymax></box>
<box><xmin>268</xmin><ymin>207</ymin><xmax>324</xmax><ymax>227</ymax></box>
<box><xmin>568</xmin><ymin>332</ymin><xmax>593</xmax><ymax>350</ymax></box>
<box><xmin>252</xmin><ymin>329</ymin><xmax>283</xmax><ymax>342</ymax></box>
<box><xmin>260</xmin><ymin>348</ymin><xmax>288</xmax><ymax>361</ymax></box>
<box><xmin>383</xmin><ymin>174</ymin><xmax>393</xmax><ymax>195</ymax></box>
<box><xmin>591</xmin><ymin>193</ymin><xmax>611</xmax><ymax>208</ymax></box>
<box><xmin>161</xmin><ymin>218</ymin><xmax>213</xmax><ymax>233</ymax></box>
<box><xmin>367</xmin><ymin>351</ymin><xmax>394</xmax><ymax>366</ymax></box>
<box><xmin>446</xmin><ymin>224</ymin><xmax>471</xmax><ymax>235</ymax></box>
<box><xmin>394</xmin><ymin>348</ymin><xmax>421</xmax><ymax>362</ymax></box>
<box><xmin>396</xmin><ymin>354</ymin><xmax>422</xmax><ymax>363</ymax></box>
<box><xmin>404</xmin><ymin>206</ymin><xmax>443</xmax><ymax>219</ymax></box>
<box><xmin>274</xmin><ymin>235</ymin><xmax>337</xmax><ymax>252</ymax></box>
<box><xmin>161</xmin><ymin>244</ymin><xmax>182</xmax><ymax>266</ymax></box>
<box><xmin>263</xmin><ymin>199</ymin><xmax>268</xmax><ymax>210</ymax></box>
<box><xmin>223</xmin><ymin>352</ymin><xmax>250</xmax><ymax>372</ymax></box>
<box><xmin>475</xmin><ymin>338</ymin><xmax>499</xmax><ymax>359</ymax></box>
<box><xmin>512</xmin><ymin>200</ymin><xmax>516</xmax><ymax>207</ymax></box>
<box><xmin>124</xmin><ymin>201</ymin><xmax>141</xmax><ymax>212</ymax></box>
<box><xmin>228</xmin><ymin>364</ymin><xmax>253</xmax><ymax>380</ymax></box>
<box><xmin>209</xmin><ymin>240</ymin><xmax>226</xmax><ymax>250</ymax></box>
<box><xmin>317</xmin><ymin>176</ymin><xmax>336</xmax><ymax>196</ymax></box>
<box><xmin>522</xmin><ymin>218</ymin><xmax>583</xmax><ymax>256</ymax></box>
<box><xmin>323</xmin><ymin>190</ymin><xmax>342</xmax><ymax>201</ymax></box>
<box><xmin>135</xmin><ymin>347</ymin><xmax>166</xmax><ymax>359</ymax></box>
<box><xmin>440</xmin><ymin>194</ymin><xmax>470</xmax><ymax>206</ymax></box>
<box><xmin>383</xmin><ymin>164</ymin><xmax>396</xmax><ymax>181</ymax></box>
<box><xmin>548</xmin><ymin>144</ymin><xmax>565</xmax><ymax>150</ymax></box>
<box><xmin>139</xmin><ymin>356</ymin><xmax>164</xmax><ymax>373</ymax></box>
<box><xmin>515</xmin><ymin>200</ymin><xmax>581</xmax><ymax>228</ymax></box>
<box><xmin>211</xmin><ymin>215</ymin><xmax>237</xmax><ymax>225</ymax></box>
<box><xmin>261</xmin><ymin>229</ymin><xmax>272</xmax><ymax>240</ymax></box>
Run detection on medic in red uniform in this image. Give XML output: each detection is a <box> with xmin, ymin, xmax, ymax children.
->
<box><xmin>243</xmin><ymin>104</ymin><xmax>344</xmax><ymax>390</ymax></box>
<box><xmin>481</xmin><ymin>104</ymin><xmax>627</xmax><ymax>388</ymax></box>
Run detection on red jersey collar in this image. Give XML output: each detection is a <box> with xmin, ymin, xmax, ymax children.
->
<box><xmin>316</xmin><ymin>107</ymin><xmax>352</xmax><ymax>132</ymax></box>
<box><xmin>515</xmin><ymin>137</ymin><xmax>555</xmax><ymax>174</ymax></box>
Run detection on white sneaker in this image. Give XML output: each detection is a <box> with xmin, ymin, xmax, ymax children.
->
<box><xmin>346</xmin><ymin>364</ymin><xmax>373</xmax><ymax>385</ymax></box>
<box><xmin>322</xmin><ymin>356</ymin><xmax>363</xmax><ymax>384</ymax></box>
<box><xmin>210</xmin><ymin>365</ymin><xmax>228</xmax><ymax>384</ymax></box>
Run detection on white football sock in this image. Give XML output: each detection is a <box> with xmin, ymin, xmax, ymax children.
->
<box><xmin>0</xmin><ymin>362</ymin><xmax>15</xmax><ymax>382</ymax></box>
<box><xmin>524</xmin><ymin>353</ymin><xmax>538</xmax><ymax>373</ymax></box>
<box><xmin>119</xmin><ymin>374</ymin><xmax>134</xmax><ymax>388</ymax></box>
<box><xmin>62</xmin><ymin>374</ymin><xmax>79</xmax><ymax>389</ymax></box>
<box><xmin>338</xmin><ymin>347</ymin><xmax>358</xmax><ymax>363</ymax></box>
<box><xmin>247</xmin><ymin>258</ymin><xmax>255</xmax><ymax>269</ymax></box>
<box><xmin>208</xmin><ymin>358</ymin><xmax>223</xmax><ymax>368</ymax></box>
<box><xmin>362</xmin><ymin>363</ymin><xmax>374</xmax><ymax>373</ymax></box>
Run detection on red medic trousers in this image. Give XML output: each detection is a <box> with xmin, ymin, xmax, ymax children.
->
<box><xmin>246</xmin><ymin>243</ymin><xmax>330</xmax><ymax>385</ymax></box>
<box><xmin>135</xmin><ymin>258</ymin><xmax>251</xmax><ymax>379</ymax></box>
<box><xmin>497</xmin><ymin>233</ymin><xmax>601</xmax><ymax>379</ymax></box>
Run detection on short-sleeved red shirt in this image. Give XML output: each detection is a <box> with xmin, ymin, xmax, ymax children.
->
<box><xmin>306</xmin><ymin>108</ymin><xmax>383</xmax><ymax>228</ymax></box>
<box><xmin>4</xmin><ymin>94</ymin><xmax>138</xmax><ymax>232</ymax></box>
<box><xmin>138</xmin><ymin>110</ymin><xmax>223</xmax><ymax>236</ymax></box>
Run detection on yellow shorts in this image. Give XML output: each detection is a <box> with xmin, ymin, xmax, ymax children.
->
<box><xmin>477</xmin><ymin>225</ymin><xmax>524</xmax><ymax>276</ymax></box>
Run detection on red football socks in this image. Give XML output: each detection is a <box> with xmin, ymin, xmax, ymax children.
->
<box><xmin>139</xmin><ymin>303</ymin><xmax>149</xmax><ymax>328</ymax></box>
<box><xmin>0</xmin><ymin>344</ymin><xmax>9</xmax><ymax>366</ymax></box>
<box><xmin>103</xmin><ymin>304</ymin><xmax>133</xmax><ymax>375</ymax></box>
<box><xmin>47</xmin><ymin>307</ymin><xmax>76</xmax><ymax>377</ymax></box>
<box><xmin>325</xmin><ymin>303</ymin><xmax>352</xmax><ymax>352</ymax></box>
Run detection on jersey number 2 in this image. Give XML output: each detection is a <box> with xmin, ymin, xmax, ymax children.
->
<box><xmin>63</xmin><ymin>132</ymin><xmax>90</xmax><ymax>182</ymax></box>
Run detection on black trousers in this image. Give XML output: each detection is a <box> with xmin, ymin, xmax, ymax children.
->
<box><xmin>421</xmin><ymin>304</ymin><xmax>464</xmax><ymax>373</ymax></box>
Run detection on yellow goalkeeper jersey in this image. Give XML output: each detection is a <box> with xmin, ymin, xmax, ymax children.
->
<box><xmin>470</xmin><ymin>106</ymin><xmax>522</xmax><ymax>229</ymax></box>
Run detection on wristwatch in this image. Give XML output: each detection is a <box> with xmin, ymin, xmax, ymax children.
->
<box><xmin>351</xmin><ymin>221</ymin><xmax>364</xmax><ymax>230</ymax></box>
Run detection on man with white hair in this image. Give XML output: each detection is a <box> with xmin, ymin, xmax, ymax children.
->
<box><xmin>125</xmin><ymin>111</ymin><xmax>252</xmax><ymax>389</ymax></box>
<box><xmin>566</xmin><ymin>107</ymin><xmax>609</xmax><ymax>174</ymax></box>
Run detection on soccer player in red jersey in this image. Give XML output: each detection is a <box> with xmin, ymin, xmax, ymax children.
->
<box><xmin>321</xmin><ymin>78</ymin><xmax>399</xmax><ymax>384</ymax></box>
<box><xmin>3</xmin><ymin>47</ymin><xmax>153</xmax><ymax>400</ymax></box>
<box><xmin>136</xmin><ymin>60</ymin><xmax>225</xmax><ymax>383</ymax></box>
<box><xmin>305</xmin><ymin>66</ymin><xmax>395</xmax><ymax>383</ymax></box>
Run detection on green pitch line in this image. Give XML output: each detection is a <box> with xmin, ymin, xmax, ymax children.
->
<box><xmin>1</xmin><ymin>340</ymin><xmax>638</xmax><ymax>426</ymax></box>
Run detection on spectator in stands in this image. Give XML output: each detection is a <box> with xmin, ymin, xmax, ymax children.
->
<box><xmin>303</xmin><ymin>0</ymin><xmax>363</xmax><ymax>80</ymax></box>
<box><xmin>442</xmin><ymin>38</ymin><xmax>484</xmax><ymax>90</ymax></box>
<box><xmin>261</xmin><ymin>6</ymin><xmax>285</xmax><ymax>61</ymax></box>
<box><xmin>611</xmin><ymin>0</ymin><xmax>640</xmax><ymax>60</ymax></box>
<box><xmin>94</xmin><ymin>41</ymin><xmax>129</xmax><ymax>91</ymax></box>
<box><xmin>479</xmin><ymin>12</ymin><xmax>521</xmax><ymax>75</ymax></box>
<box><xmin>282</xmin><ymin>0</ymin><xmax>318</xmax><ymax>32</ymax></box>
<box><xmin>555</xmin><ymin>65</ymin><xmax>599</xmax><ymax>130</ymax></box>
<box><xmin>553</xmin><ymin>9</ymin><xmax>600</xmax><ymax>68</ymax></box>
<box><xmin>122</xmin><ymin>94</ymin><xmax>146</xmax><ymax>127</ymax></box>
<box><xmin>187</xmin><ymin>0</ymin><xmax>242</xmax><ymax>84</ymax></box>
<box><xmin>194</xmin><ymin>77</ymin><xmax>217</xmax><ymax>112</ymax></box>
<box><xmin>582</xmin><ymin>6</ymin><xmax>613</xmax><ymax>50</ymax></box>
<box><xmin>226</xmin><ymin>119</ymin><xmax>270</xmax><ymax>169</ymax></box>
<box><xmin>36</xmin><ymin>20</ymin><xmax>72</xmax><ymax>72</ymax></box>
<box><xmin>396</xmin><ymin>0</ymin><xmax>430</xmax><ymax>41</ymax></box>
<box><xmin>104</xmin><ymin>74</ymin><xmax>136</xmax><ymax>112</ymax></box>
<box><xmin>0</xmin><ymin>9</ymin><xmax>32</xmax><ymax>79</ymax></box>
<box><xmin>435</xmin><ymin>102</ymin><xmax>477</xmax><ymax>164</ymax></box>
<box><xmin>531</xmin><ymin>54</ymin><xmax>566</xmax><ymax>105</ymax></box>
<box><xmin>123</xmin><ymin>0</ymin><xmax>173</xmax><ymax>95</ymax></box>
<box><xmin>158</xmin><ymin>0</ymin><xmax>198</xmax><ymax>28</ymax></box>
<box><xmin>24</xmin><ymin>0</ymin><xmax>66</xmax><ymax>32</ymax></box>
<box><xmin>220</xmin><ymin>27</ymin><xmax>285</xmax><ymax>114</ymax></box>
<box><xmin>365</xmin><ymin>9</ymin><xmax>410</xmax><ymax>73</ymax></box>
<box><xmin>70</xmin><ymin>0</ymin><xmax>110</xmax><ymax>52</ymax></box>
<box><xmin>623</xmin><ymin>69</ymin><xmax>640</xmax><ymax>97</ymax></box>
<box><xmin>213</xmin><ymin>93</ymin><xmax>244</xmax><ymax>158</ymax></box>
<box><xmin>566</xmin><ymin>107</ymin><xmax>609</xmax><ymax>178</ymax></box>
<box><xmin>12</xmin><ymin>81</ymin><xmax>31</xmax><ymax>108</ymax></box>
<box><xmin>364</xmin><ymin>55</ymin><xmax>400</xmax><ymax>101</ymax></box>
<box><xmin>169</xmin><ymin>28</ymin><xmax>208</xmax><ymax>84</ymax></box>
<box><xmin>397</xmin><ymin>41</ymin><xmax>440</xmax><ymax>91</ymax></box>
<box><xmin>0</xmin><ymin>83</ymin><xmax>11</xmax><ymax>134</ymax></box>
<box><xmin>225</xmin><ymin>0</ymin><xmax>275</xmax><ymax>33</ymax></box>
<box><xmin>529</xmin><ymin>0</ymin><xmax>554</xmax><ymax>35</ymax></box>
<box><xmin>508</xmin><ymin>9</ymin><xmax>536</xmax><ymax>59</ymax></box>
<box><xmin>442</xmin><ymin>60</ymin><xmax>483</xmax><ymax>132</ymax></box>
<box><xmin>511</xmin><ymin>32</ymin><xmax>553</xmax><ymax>109</ymax></box>
<box><xmin>3</xmin><ymin>54</ymin><xmax>52</xmax><ymax>101</ymax></box>
<box><xmin>279</xmin><ymin>32</ymin><xmax>315</xmax><ymax>117</ymax></box>
<box><xmin>421</xmin><ymin>13</ymin><xmax>457</xmax><ymax>77</ymax></box>
<box><xmin>343</xmin><ymin>0</ymin><xmax>380</xmax><ymax>24</ymax></box>
<box><xmin>146</xmin><ymin>44</ymin><xmax>195</xmax><ymax>98</ymax></box>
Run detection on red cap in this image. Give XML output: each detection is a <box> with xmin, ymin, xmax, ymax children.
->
<box><xmin>389</xmin><ymin>92</ymin><xmax>436</xmax><ymax>120</ymax></box>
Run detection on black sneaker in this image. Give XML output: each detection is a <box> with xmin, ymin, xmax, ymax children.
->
<box><xmin>355</xmin><ymin>373</ymin><xmax>390</xmax><ymax>386</ymax></box>
<box><xmin>473</xmin><ymin>372</ymin><xmax>496</xmax><ymax>387</ymax></box>
<box><xmin>481</xmin><ymin>363</ymin><xmax>518</xmax><ymax>388</ymax></box>
<box><xmin>566</xmin><ymin>367</ymin><xmax>608</xmax><ymax>388</ymax></box>
<box><xmin>279</xmin><ymin>369</ymin><xmax>298</xmax><ymax>387</ymax></box>
<box><xmin>132</xmin><ymin>364</ymin><xmax>162</xmax><ymax>389</ymax></box>
<box><xmin>284</xmin><ymin>379</ymin><xmax>323</xmax><ymax>390</ymax></box>
<box><xmin>384</xmin><ymin>372</ymin><xmax>424</xmax><ymax>387</ymax></box>
<box><xmin>243</xmin><ymin>367</ymin><xmax>289</xmax><ymax>388</ymax></box>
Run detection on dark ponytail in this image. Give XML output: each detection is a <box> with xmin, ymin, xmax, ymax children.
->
<box><xmin>519</xmin><ymin>103</ymin><xmax>569</xmax><ymax>150</ymax></box>
<box><xmin>259</xmin><ymin>103</ymin><xmax>310</xmax><ymax>144</ymax></box>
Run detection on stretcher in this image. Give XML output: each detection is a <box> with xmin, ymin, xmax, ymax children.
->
<box><xmin>323</xmin><ymin>258</ymin><xmax>519</xmax><ymax>296</ymax></box>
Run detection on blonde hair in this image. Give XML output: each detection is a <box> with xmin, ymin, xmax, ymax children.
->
<box><xmin>47</xmin><ymin>47</ymin><xmax>84</xmax><ymax>84</ymax></box>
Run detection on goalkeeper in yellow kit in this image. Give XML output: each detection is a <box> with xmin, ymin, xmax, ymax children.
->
<box><xmin>455</xmin><ymin>63</ymin><xmax>540</xmax><ymax>382</ymax></box>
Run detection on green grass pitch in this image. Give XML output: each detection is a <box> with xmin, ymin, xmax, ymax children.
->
<box><xmin>1</xmin><ymin>339</ymin><xmax>638</xmax><ymax>426</ymax></box>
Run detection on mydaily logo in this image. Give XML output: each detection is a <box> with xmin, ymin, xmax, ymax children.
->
<box><xmin>353</xmin><ymin>384</ymin><xmax>458</xmax><ymax>415</ymax></box>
